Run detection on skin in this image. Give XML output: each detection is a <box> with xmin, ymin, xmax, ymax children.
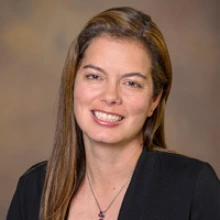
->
<box><xmin>68</xmin><ymin>35</ymin><xmax>161</xmax><ymax>219</ymax></box>
<box><xmin>74</xmin><ymin>35</ymin><xmax>160</xmax><ymax>149</ymax></box>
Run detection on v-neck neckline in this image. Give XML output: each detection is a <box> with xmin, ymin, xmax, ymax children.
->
<box><xmin>65</xmin><ymin>147</ymin><xmax>157</xmax><ymax>220</ymax></box>
<box><xmin>118</xmin><ymin>147</ymin><xmax>157</xmax><ymax>220</ymax></box>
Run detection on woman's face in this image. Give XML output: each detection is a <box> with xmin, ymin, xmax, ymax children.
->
<box><xmin>74</xmin><ymin>35</ymin><xmax>161</xmax><ymax>147</ymax></box>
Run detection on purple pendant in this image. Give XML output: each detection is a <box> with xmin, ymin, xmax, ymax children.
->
<box><xmin>98</xmin><ymin>211</ymin><xmax>105</xmax><ymax>218</ymax></box>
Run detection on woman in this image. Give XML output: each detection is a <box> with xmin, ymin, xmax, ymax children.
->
<box><xmin>7</xmin><ymin>6</ymin><xmax>220</xmax><ymax>220</ymax></box>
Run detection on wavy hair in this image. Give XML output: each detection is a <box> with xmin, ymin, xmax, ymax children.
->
<box><xmin>40</xmin><ymin>6</ymin><xmax>172</xmax><ymax>219</ymax></box>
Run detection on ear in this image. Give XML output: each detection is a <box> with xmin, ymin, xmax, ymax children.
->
<box><xmin>147</xmin><ymin>91</ymin><xmax>163</xmax><ymax>117</ymax></box>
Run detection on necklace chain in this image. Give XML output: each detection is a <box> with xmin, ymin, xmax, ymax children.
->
<box><xmin>86</xmin><ymin>172</ymin><xmax>131</xmax><ymax>219</ymax></box>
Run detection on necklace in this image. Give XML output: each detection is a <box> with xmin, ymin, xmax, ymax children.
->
<box><xmin>86</xmin><ymin>172</ymin><xmax>131</xmax><ymax>220</ymax></box>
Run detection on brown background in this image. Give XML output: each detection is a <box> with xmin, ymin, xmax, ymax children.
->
<box><xmin>0</xmin><ymin>0</ymin><xmax>219</xmax><ymax>218</ymax></box>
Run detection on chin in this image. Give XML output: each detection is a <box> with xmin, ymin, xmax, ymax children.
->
<box><xmin>85</xmin><ymin>133</ymin><xmax>121</xmax><ymax>145</ymax></box>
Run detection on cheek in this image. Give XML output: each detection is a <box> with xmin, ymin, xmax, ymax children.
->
<box><xmin>74</xmin><ymin>85</ymin><xmax>91</xmax><ymax>124</ymax></box>
<box><xmin>124</xmin><ymin>92</ymin><xmax>153</xmax><ymax>117</ymax></box>
<box><xmin>132</xmin><ymin>102</ymin><xmax>151</xmax><ymax>118</ymax></box>
<box><xmin>74</xmin><ymin>85</ymin><xmax>88</xmax><ymax>107</ymax></box>
<box><xmin>74</xmin><ymin>83</ymin><xmax>99</xmax><ymax>108</ymax></box>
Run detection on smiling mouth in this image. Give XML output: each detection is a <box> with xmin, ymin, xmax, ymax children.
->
<box><xmin>93</xmin><ymin>111</ymin><xmax>123</xmax><ymax>122</ymax></box>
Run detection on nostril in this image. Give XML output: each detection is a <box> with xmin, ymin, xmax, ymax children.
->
<box><xmin>99</xmin><ymin>87</ymin><xmax>122</xmax><ymax>104</ymax></box>
<box><xmin>99</xmin><ymin>95</ymin><xmax>122</xmax><ymax>105</ymax></box>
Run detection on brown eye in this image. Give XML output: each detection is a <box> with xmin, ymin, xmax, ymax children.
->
<box><xmin>125</xmin><ymin>80</ymin><xmax>142</xmax><ymax>88</ymax></box>
<box><xmin>86</xmin><ymin>74</ymin><xmax>102</xmax><ymax>80</ymax></box>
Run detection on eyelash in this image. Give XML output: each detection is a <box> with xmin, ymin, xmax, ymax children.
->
<box><xmin>85</xmin><ymin>74</ymin><xmax>102</xmax><ymax>80</ymax></box>
<box><xmin>85</xmin><ymin>74</ymin><xmax>142</xmax><ymax>88</ymax></box>
<box><xmin>125</xmin><ymin>81</ymin><xmax>142</xmax><ymax>88</ymax></box>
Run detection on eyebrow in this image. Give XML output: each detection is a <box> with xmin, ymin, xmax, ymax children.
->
<box><xmin>121</xmin><ymin>72</ymin><xmax>147</xmax><ymax>80</ymax></box>
<box><xmin>83</xmin><ymin>64</ymin><xmax>147</xmax><ymax>80</ymax></box>
<box><xmin>83</xmin><ymin>64</ymin><xmax>106</xmax><ymax>74</ymax></box>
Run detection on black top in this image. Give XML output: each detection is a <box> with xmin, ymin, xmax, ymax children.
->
<box><xmin>7</xmin><ymin>148</ymin><xmax>220</xmax><ymax>220</ymax></box>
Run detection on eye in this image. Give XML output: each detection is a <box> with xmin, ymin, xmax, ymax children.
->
<box><xmin>86</xmin><ymin>74</ymin><xmax>102</xmax><ymax>80</ymax></box>
<box><xmin>125</xmin><ymin>80</ymin><xmax>142</xmax><ymax>88</ymax></box>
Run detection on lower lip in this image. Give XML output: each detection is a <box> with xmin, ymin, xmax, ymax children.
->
<box><xmin>91</xmin><ymin>112</ymin><xmax>122</xmax><ymax>127</ymax></box>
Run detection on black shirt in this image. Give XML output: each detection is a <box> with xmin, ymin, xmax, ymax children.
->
<box><xmin>7</xmin><ymin>149</ymin><xmax>220</xmax><ymax>220</ymax></box>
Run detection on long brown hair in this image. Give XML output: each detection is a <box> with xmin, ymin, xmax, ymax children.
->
<box><xmin>40</xmin><ymin>6</ymin><xmax>172</xmax><ymax>219</ymax></box>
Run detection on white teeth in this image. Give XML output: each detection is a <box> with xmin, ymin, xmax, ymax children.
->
<box><xmin>93</xmin><ymin>111</ymin><xmax>122</xmax><ymax>122</ymax></box>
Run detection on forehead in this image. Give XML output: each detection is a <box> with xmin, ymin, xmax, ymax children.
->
<box><xmin>80</xmin><ymin>35</ymin><xmax>152</xmax><ymax>74</ymax></box>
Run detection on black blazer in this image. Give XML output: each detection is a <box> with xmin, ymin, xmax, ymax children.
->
<box><xmin>7</xmin><ymin>148</ymin><xmax>220</xmax><ymax>220</ymax></box>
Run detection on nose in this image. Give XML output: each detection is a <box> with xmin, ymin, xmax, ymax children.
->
<box><xmin>99</xmin><ymin>82</ymin><xmax>122</xmax><ymax>105</ymax></box>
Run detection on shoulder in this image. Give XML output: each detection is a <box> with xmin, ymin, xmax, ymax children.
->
<box><xmin>151</xmin><ymin>150</ymin><xmax>220</xmax><ymax>193</ymax></box>
<box><xmin>21</xmin><ymin>161</ymin><xmax>47</xmax><ymax>178</ymax></box>
<box><xmin>18</xmin><ymin>161</ymin><xmax>47</xmax><ymax>195</ymax></box>
<box><xmin>19</xmin><ymin>161</ymin><xmax>47</xmax><ymax>183</ymax></box>
<box><xmin>152</xmin><ymin>149</ymin><xmax>215</xmax><ymax>176</ymax></box>
<box><xmin>150</xmin><ymin>150</ymin><xmax>220</xmax><ymax>218</ymax></box>
<box><xmin>130</xmin><ymin>149</ymin><xmax>220</xmax><ymax>219</ymax></box>
<box><xmin>7</xmin><ymin>161</ymin><xmax>48</xmax><ymax>219</ymax></box>
<box><xmin>150</xmin><ymin>150</ymin><xmax>219</xmax><ymax>216</ymax></box>
<box><xmin>141</xmin><ymin>149</ymin><xmax>220</xmax><ymax>188</ymax></box>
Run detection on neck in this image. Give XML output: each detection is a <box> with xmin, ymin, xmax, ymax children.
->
<box><xmin>77</xmin><ymin>140</ymin><xmax>143</xmax><ymax>219</ymax></box>
<box><xmin>84</xmin><ymin>139</ymin><xmax>143</xmax><ymax>186</ymax></box>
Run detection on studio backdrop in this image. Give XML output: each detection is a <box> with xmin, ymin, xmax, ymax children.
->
<box><xmin>0</xmin><ymin>0</ymin><xmax>219</xmax><ymax>219</ymax></box>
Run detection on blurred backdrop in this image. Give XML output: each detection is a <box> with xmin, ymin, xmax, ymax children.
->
<box><xmin>0</xmin><ymin>0</ymin><xmax>219</xmax><ymax>218</ymax></box>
